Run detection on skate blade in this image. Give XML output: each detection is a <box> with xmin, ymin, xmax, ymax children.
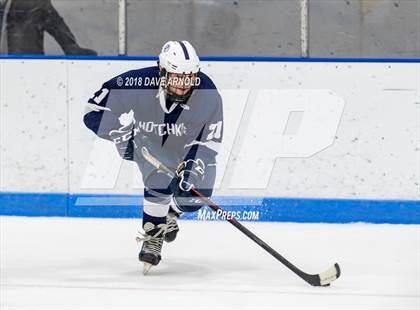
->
<box><xmin>143</xmin><ymin>263</ymin><xmax>153</xmax><ymax>275</ymax></box>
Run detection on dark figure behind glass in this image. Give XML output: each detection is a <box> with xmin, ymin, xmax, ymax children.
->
<box><xmin>6</xmin><ymin>0</ymin><xmax>97</xmax><ymax>55</ymax></box>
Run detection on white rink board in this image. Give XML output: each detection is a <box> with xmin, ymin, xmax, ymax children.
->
<box><xmin>0</xmin><ymin>216</ymin><xmax>419</xmax><ymax>310</ymax></box>
<box><xmin>1</xmin><ymin>59</ymin><xmax>419</xmax><ymax>199</ymax></box>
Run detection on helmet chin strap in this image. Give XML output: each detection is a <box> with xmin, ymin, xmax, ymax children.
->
<box><xmin>157</xmin><ymin>85</ymin><xmax>180</xmax><ymax>114</ymax></box>
<box><xmin>156</xmin><ymin>70</ymin><xmax>173</xmax><ymax>113</ymax></box>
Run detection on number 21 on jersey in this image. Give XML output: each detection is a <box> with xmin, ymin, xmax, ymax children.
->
<box><xmin>207</xmin><ymin>121</ymin><xmax>222</xmax><ymax>140</ymax></box>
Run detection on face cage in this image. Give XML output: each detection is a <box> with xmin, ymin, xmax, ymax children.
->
<box><xmin>160</xmin><ymin>68</ymin><xmax>197</xmax><ymax>104</ymax></box>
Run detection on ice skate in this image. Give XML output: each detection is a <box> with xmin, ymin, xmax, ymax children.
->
<box><xmin>136</xmin><ymin>222</ymin><xmax>167</xmax><ymax>275</ymax></box>
<box><xmin>165</xmin><ymin>208</ymin><xmax>182</xmax><ymax>243</ymax></box>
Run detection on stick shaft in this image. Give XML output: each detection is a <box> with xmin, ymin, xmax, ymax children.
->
<box><xmin>190</xmin><ymin>188</ymin><xmax>310</xmax><ymax>281</ymax></box>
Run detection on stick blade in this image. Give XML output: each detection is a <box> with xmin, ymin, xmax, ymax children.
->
<box><xmin>318</xmin><ymin>263</ymin><xmax>341</xmax><ymax>286</ymax></box>
<box><xmin>143</xmin><ymin>262</ymin><xmax>153</xmax><ymax>275</ymax></box>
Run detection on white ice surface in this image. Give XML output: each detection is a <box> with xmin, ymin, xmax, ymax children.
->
<box><xmin>0</xmin><ymin>216</ymin><xmax>419</xmax><ymax>310</ymax></box>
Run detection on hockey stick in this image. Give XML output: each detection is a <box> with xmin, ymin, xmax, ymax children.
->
<box><xmin>141</xmin><ymin>147</ymin><xmax>341</xmax><ymax>287</ymax></box>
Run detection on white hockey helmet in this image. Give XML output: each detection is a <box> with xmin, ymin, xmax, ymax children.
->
<box><xmin>159</xmin><ymin>41</ymin><xmax>200</xmax><ymax>74</ymax></box>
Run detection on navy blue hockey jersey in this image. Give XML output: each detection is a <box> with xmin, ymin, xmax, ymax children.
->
<box><xmin>83</xmin><ymin>66</ymin><xmax>223</xmax><ymax>169</ymax></box>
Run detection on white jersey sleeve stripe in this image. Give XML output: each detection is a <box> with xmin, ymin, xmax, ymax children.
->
<box><xmin>184</xmin><ymin>139</ymin><xmax>221</xmax><ymax>153</ymax></box>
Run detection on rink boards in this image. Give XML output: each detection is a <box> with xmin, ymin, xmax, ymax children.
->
<box><xmin>0</xmin><ymin>56</ymin><xmax>419</xmax><ymax>223</ymax></box>
<box><xmin>0</xmin><ymin>192</ymin><xmax>419</xmax><ymax>224</ymax></box>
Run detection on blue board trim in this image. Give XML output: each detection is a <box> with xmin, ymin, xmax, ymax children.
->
<box><xmin>0</xmin><ymin>192</ymin><xmax>68</xmax><ymax>217</ymax></box>
<box><xmin>0</xmin><ymin>54</ymin><xmax>419</xmax><ymax>63</ymax></box>
<box><xmin>0</xmin><ymin>192</ymin><xmax>418</xmax><ymax>224</ymax></box>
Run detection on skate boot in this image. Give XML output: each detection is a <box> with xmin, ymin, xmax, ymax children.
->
<box><xmin>136</xmin><ymin>222</ymin><xmax>167</xmax><ymax>275</ymax></box>
<box><xmin>165</xmin><ymin>208</ymin><xmax>182</xmax><ymax>243</ymax></box>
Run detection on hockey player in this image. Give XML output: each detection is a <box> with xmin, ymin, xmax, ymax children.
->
<box><xmin>84</xmin><ymin>41</ymin><xmax>223</xmax><ymax>274</ymax></box>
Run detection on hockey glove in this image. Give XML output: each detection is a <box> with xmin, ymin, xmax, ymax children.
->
<box><xmin>176</xmin><ymin>159</ymin><xmax>205</xmax><ymax>191</ymax></box>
